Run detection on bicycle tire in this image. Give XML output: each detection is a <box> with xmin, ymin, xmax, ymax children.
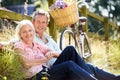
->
<box><xmin>60</xmin><ymin>28</ymin><xmax>92</xmax><ymax>63</ymax></box>
<box><xmin>82</xmin><ymin>33</ymin><xmax>92</xmax><ymax>63</ymax></box>
<box><xmin>60</xmin><ymin>28</ymin><xmax>78</xmax><ymax>51</ymax></box>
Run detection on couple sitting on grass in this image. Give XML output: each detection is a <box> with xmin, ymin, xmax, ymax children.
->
<box><xmin>1</xmin><ymin>9</ymin><xmax>120</xmax><ymax>80</ymax></box>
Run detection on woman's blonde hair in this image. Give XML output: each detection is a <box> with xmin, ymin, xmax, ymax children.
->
<box><xmin>15</xmin><ymin>20</ymin><xmax>35</xmax><ymax>40</ymax></box>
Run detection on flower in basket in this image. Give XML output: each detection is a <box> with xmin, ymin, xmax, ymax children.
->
<box><xmin>55</xmin><ymin>0</ymin><xmax>68</xmax><ymax>9</ymax></box>
<box><xmin>50</xmin><ymin>0</ymin><xmax>71</xmax><ymax>10</ymax></box>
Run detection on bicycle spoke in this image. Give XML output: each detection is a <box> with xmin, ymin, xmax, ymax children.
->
<box><xmin>60</xmin><ymin>29</ymin><xmax>76</xmax><ymax>50</ymax></box>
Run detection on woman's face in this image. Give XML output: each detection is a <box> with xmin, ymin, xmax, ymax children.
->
<box><xmin>33</xmin><ymin>14</ymin><xmax>48</xmax><ymax>35</ymax></box>
<box><xmin>20</xmin><ymin>24</ymin><xmax>34</xmax><ymax>44</ymax></box>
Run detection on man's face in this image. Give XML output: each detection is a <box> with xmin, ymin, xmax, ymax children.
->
<box><xmin>33</xmin><ymin>14</ymin><xmax>48</xmax><ymax>35</ymax></box>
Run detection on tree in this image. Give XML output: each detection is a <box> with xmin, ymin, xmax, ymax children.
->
<box><xmin>86</xmin><ymin>0</ymin><xmax>120</xmax><ymax>36</ymax></box>
<box><xmin>90</xmin><ymin>0</ymin><xmax>120</xmax><ymax>24</ymax></box>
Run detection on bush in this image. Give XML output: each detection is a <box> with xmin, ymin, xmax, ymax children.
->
<box><xmin>0</xmin><ymin>20</ymin><xmax>25</xmax><ymax>80</ymax></box>
<box><xmin>0</xmin><ymin>45</ymin><xmax>25</xmax><ymax>80</ymax></box>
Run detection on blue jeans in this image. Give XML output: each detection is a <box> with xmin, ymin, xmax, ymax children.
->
<box><xmin>87</xmin><ymin>64</ymin><xmax>116</xmax><ymax>80</ymax></box>
<box><xmin>36</xmin><ymin>46</ymin><xmax>117</xmax><ymax>80</ymax></box>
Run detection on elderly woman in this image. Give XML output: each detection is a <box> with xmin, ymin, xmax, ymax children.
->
<box><xmin>14</xmin><ymin>20</ymin><xmax>119</xmax><ymax>80</ymax></box>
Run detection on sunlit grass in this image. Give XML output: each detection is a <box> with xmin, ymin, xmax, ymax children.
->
<box><xmin>57</xmin><ymin>31</ymin><xmax>120</xmax><ymax>75</ymax></box>
<box><xmin>0</xmin><ymin>24</ymin><xmax>120</xmax><ymax>79</ymax></box>
<box><xmin>89</xmin><ymin>33</ymin><xmax>120</xmax><ymax>75</ymax></box>
<box><xmin>0</xmin><ymin>25</ymin><xmax>15</xmax><ymax>42</ymax></box>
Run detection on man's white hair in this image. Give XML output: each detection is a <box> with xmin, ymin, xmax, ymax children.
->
<box><xmin>33</xmin><ymin>9</ymin><xmax>50</xmax><ymax>23</ymax></box>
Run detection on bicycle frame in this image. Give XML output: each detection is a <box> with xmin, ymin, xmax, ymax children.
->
<box><xmin>72</xmin><ymin>23</ymin><xmax>88</xmax><ymax>56</ymax></box>
<box><xmin>60</xmin><ymin>17</ymin><xmax>92</xmax><ymax>62</ymax></box>
<box><xmin>77</xmin><ymin>22</ymin><xmax>85</xmax><ymax>58</ymax></box>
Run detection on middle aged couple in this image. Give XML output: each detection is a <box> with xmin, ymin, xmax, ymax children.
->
<box><xmin>3</xmin><ymin>9</ymin><xmax>120</xmax><ymax>80</ymax></box>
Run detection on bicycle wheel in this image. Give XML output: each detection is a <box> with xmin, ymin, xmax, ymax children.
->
<box><xmin>60</xmin><ymin>28</ymin><xmax>78</xmax><ymax>51</ymax></box>
<box><xmin>81</xmin><ymin>33</ymin><xmax>92</xmax><ymax>63</ymax></box>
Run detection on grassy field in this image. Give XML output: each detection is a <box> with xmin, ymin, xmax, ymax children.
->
<box><xmin>57</xmin><ymin>31</ymin><xmax>120</xmax><ymax>75</ymax></box>
<box><xmin>0</xmin><ymin>27</ymin><xmax>120</xmax><ymax>79</ymax></box>
<box><xmin>90</xmin><ymin>38</ymin><xmax>120</xmax><ymax>75</ymax></box>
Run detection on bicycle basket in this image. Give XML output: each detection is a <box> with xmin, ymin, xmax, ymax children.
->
<box><xmin>49</xmin><ymin>2</ymin><xmax>79</xmax><ymax>28</ymax></box>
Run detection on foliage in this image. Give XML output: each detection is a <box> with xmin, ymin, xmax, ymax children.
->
<box><xmin>0</xmin><ymin>45</ymin><xmax>25</xmax><ymax>80</ymax></box>
<box><xmin>86</xmin><ymin>0</ymin><xmax>120</xmax><ymax>38</ymax></box>
<box><xmin>34</xmin><ymin>0</ymin><xmax>49</xmax><ymax>11</ymax></box>
<box><xmin>0</xmin><ymin>18</ymin><xmax>18</xmax><ymax>42</ymax></box>
<box><xmin>90</xmin><ymin>0</ymin><xmax>120</xmax><ymax>21</ymax></box>
<box><xmin>0</xmin><ymin>21</ymin><xmax>25</xmax><ymax>80</ymax></box>
<box><xmin>88</xmin><ymin>16</ymin><xmax>105</xmax><ymax>35</ymax></box>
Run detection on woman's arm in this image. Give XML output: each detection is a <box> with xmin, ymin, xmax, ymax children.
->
<box><xmin>37</xmin><ymin>43</ymin><xmax>60</xmax><ymax>58</ymax></box>
<box><xmin>25</xmin><ymin>57</ymin><xmax>49</xmax><ymax>67</ymax></box>
<box><xmin>15</xmin><ymin>48</ymin><xmax>50</xmax><ymax>68</ymax></box>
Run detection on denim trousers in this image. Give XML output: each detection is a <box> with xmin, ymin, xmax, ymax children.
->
<box><xmin>36</xmin><ymin>46</ymin><xmax>117</xmax><ymax>80</ymax></box>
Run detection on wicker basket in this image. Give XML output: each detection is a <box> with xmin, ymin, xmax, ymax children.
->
<box><xmin>49</xmin><ymin>2</ymin><xmax>79</xmax><ymax>27</ymax></box>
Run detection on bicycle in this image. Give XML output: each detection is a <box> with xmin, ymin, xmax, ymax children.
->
<box><xmin>49</xmin><ymin>0</ymin><xmax>92</xmax><ymax>62</ymax></box>
<box><xmin>59</xmin><ymin>16</ymin><xmax>92</xmax><ymax>63</ymax></box>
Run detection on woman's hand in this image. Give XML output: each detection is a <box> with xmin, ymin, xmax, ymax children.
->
<box><xmin>45</xmin><ymin>51</ymin><xmax>54</xmax><ymax>60</ymax></box>
<box><xmin>52</xmin><ymin>51</ymin><xmax>60</xmax><ymax>57</ymax></box>
<box><xmin>45</xmin><ymin>50</ymin><xmax>60</xmax><ymax>59</ymax></box>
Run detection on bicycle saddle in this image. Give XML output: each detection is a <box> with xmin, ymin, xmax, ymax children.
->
<box><xmin>79</xmin><ymin>16</ymin><xmax>87</xmax><ymax>25</ymax></box>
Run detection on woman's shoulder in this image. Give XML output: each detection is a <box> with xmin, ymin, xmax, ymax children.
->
<box><xmin>14</xmin><ymin>41</ymin><xmax>22</xmax><ymax>45</ymax></box>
